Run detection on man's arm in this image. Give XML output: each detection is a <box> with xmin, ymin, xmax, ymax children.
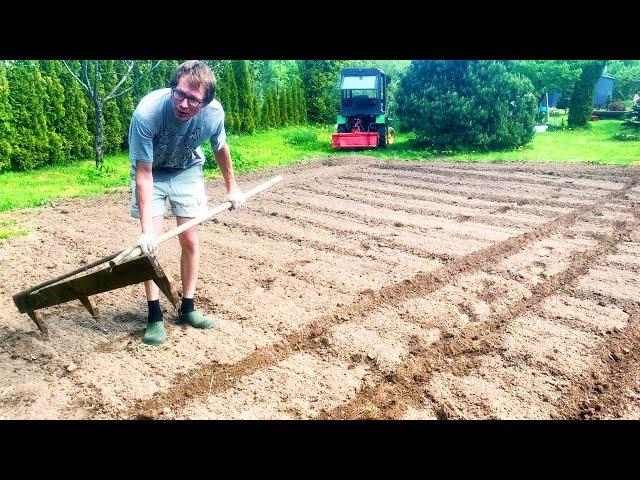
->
<box><xmin>135</xmin><ymin>161</ymin><xmax>154</xmax><ymax>235</ymax></box>
<box><xmin>213</xmin><ymin>143</ymin><xmax>239</xmax><ymax>193</ymax></box>
<box><xmin>214</xmin><ymin>143</ymin><xmax>245</xmax><ymax>209</ymax></box>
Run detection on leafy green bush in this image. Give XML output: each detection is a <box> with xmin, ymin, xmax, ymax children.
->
<box><xmin>547</xmin><ymin>119</ymin><xmax>568</xmax><ymax>131</ymax></box>
<box><xmin>282</xmin><ymin>130</ymin><xmax>318</xmax><ymax>145</ymax></box>
<box><xmin>395</xmin><ymin>60</ymin><xmax>537</xmax><ymax>151</ymax></box>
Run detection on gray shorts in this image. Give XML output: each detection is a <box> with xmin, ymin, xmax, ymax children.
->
<box><xmin>130</xmin><ymin>165</ymin><xmax>208</xmax><ymax>219</ymax></box>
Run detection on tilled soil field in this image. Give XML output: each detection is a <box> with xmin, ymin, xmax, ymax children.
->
<box><xmin>0</xmin><ymin>157</ymin><xmax>639</xmax><ymax>419</ymax></box>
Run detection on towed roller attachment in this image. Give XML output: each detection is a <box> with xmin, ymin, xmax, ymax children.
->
<box><xmin>331</xmin><ymin>132</ymin><xmax>379</xmax><ymax>148</ymax></box>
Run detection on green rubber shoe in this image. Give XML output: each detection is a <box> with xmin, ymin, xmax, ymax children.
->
<box><xmin>178</xmin><ymin>310</ymin><xmax>215</xmax><ymax>329</ymax></box>
<box><xmin>142</xmin><ymin>321</ymin><xmax>167</xmax><ymax>345</ymax></box>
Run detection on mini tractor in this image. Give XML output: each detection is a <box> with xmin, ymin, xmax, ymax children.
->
<box><xmin>332</xmin><ymin>67</ymin><xmax>395</xmax><ymax>149</ymax></box>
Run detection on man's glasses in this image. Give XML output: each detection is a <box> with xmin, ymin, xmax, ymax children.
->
<box><xmin>172</xmin><ymin>88</ymin><xmax>203</xmax><ymax>108</ymax></box>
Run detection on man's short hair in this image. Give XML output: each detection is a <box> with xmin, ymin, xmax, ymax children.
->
<box><xmin>169</xmin><ymin>60</ymin><xmax>216</xmax><ymax>105</ymax></box>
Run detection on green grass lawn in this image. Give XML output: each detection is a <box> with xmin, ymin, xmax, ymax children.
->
<box><xmin>0</xmin><ymin>153</ymin><xmax>130</xmax><ymax>212</ymax></box>
<box><xmin>444</xmin><ymin>118</ymin><xmax>640</xmax><ymax>164</ymax></box>
<box><xmin>211</xmin><ymin>119</ymin><xmax>640</xmax><ymax>166</ymax></box>
<box><xmin>1</xmin><ymin>119</ymin><xmax>638</xmax><ymax>217</ymax></box>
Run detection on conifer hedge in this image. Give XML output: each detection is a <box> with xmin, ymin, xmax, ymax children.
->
<box><xmin>0</xmin><ymin>60</ymin><xmax>319</xmax><ymax>172</ymax></box>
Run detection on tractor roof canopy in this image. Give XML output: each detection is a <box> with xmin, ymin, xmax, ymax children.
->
<box><xmin>341</xmin><ymin>75</ymin><xmax>377</xmax><ymax>90</ymax></box>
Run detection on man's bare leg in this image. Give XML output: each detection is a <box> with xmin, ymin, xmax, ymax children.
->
<box><xmin>175</xmin><ymin>216</ymin><xmax>213</xmax><ymax>328</ymax></box>
<box><xmin>143</xmin><ymin>215</ymin><xmax>165</xmax><ymax>300</ymax></box>
<box><xmin>176</xmin><ymin>216</ymin><xmax>199</xmax><ymax>298</ymax></box>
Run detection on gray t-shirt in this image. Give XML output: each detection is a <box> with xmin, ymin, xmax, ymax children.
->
<box><xmin>128</xmin><ymin>88</ymin><xmax>226</xmax><ymax>175</ymax></box>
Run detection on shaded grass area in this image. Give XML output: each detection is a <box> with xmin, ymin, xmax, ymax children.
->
<box><xmin>1</xmin><ymin>120</ymin><xmax>638</xmax><ymax>221</ymax></box>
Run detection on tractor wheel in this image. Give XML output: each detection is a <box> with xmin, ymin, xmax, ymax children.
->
<box><xmin>377</xmin><ymin>126</ymin><xmax>387</xmax><ymax>148</ymax></box>
<box><xmin>387</xmin><ymin>127</ymin><xmax>395</xmax><ymax>145</ymax></box>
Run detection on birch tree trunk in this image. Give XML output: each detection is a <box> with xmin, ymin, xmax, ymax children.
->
<box><xmin>62</xmin><ymin>60</ymin><xmax>162</xmax><ymax>169</ymax></box>
<box><xmin>93</xmin><ymin>99</ymin><xmax>104</xmax><ymax>169</ymax></box>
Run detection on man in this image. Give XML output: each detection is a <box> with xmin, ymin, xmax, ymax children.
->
<box><xmin>129</xmin><ymin>60</ymin><xmax>245</xmax><ymax>346</ymax></box>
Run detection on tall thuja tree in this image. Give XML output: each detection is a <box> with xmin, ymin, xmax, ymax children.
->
<box><xmin>37</xmin><ymin>61</ymin><xmax>65</xmax><ymax>165</ymax></box>
<box><xmin>232</xmin><ymin>60</ymin><xmax>256</xmax><ymax>133</ymax></box>
<box><xmin>295</xmin><ymin>79</ymin><xmax>307</xmax><ymax>124</ymax></box>
<box><xmin>285</xmin><ymin>85</ymin><xmax>296</xmax><ymax>124</ymax></box>
<box><xmin>252</xmin><ymin>60</ymin><xmax>300</xmax><ymax>102</ymax></box>
<box><xmin>266</xmin><ymin>88</ymin><xmax>279</xmax><ymax>127</ymax></box>
<box><xmin>286</xmin><ymin>61</ymin><xmax>305</xmax><ymax>122</ymax></box>
<box><xmin>116</xmin><ymin>80</ymin><xmax>135</xmax><ymax>150</ymax></box>
<box><xmin>148</xmin><ymin>60</ymin><xmax>179</xmax><ymax>92</ymax></box>
<box><xmin>278</xmin><ymin>85</ymin><xmax>289</xmax><ymax>125</ymax></box>
<box><xmin>252</xmin><ymin>94</ymin><xmax>260</xmax><ymax>129</ymax></box>
<box><xmin>0</xmin><ymin>61</ymin><xmax>13</xmax><ymax>172</ymax></box>
<box><xmin>278</xmin><ymin>85</ymin><xmax>287</xmax><ymax>126</ymax></box>
<box><xmin>260</xmin><ymin>88</ymin><xmax>275</xmax><ymax>128</ymax></box>
<box><xmin>33</xmin><ymin>64</ymin><xmax>64</xmax><ymax>165</ymax></box>
<box><xmin>253</xmin><ymin>60</ymin><xmax>277</xmax><ymax>100</ymax></box>
<box><xmin>284</xmin><ymin>82</ymin><xmax>298</xmax><ymax>125</ymax></box>
<box><xmin>260</xmin><ymin>93</ymin><xmax>270</xmax><ymax>128</ymax></box>
<box><xmin>98</xmin><ymin>61</ymin><xmax>124</xmax><ymax>154</ymax></box>
<box><xmin>246</xmin><ymin>61</ymin><xmax>262</xmax><ymax>128</ymax></box>
<box><xmin>396</xmin><ymin>60</ymin><xmax>537</xmax><ymax>150</ymax></box>
<box><xmin>299</xmin><ymin>60</ymin><xmax>344</xmax><ymax>123</ymax></box>
<box><xmin>216</xmin><ymin>62</ymin><xmax>238</xmax><ymax>133</ymax></box>
<box><xmin>63</xmin><ymin>60</ymin><xmax>162</xmax><ymax>168</ymax></box>
<box><xmin>130</xmin><ymin>60</ymin><xmax>177</xmax><ymax>104</ymax></box>
<box><xmin>568</xmin><ymin>60</ymin><xmax>607</xmax><ymax>127</ymax></box>
<box><xmin>45</xmin><ymin>61</ymin><xmax>92</xmax><ymax>162</ymax></box>
<box><xmin>6</xmin><ymin>61</ymin><xmax>54</xmax><ymax>170</ymax></box>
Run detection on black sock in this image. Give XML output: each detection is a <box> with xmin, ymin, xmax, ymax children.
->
<box><xmin>181</xmin><ymin>297</ymin><xmax>195</xmax><ymax>314</ymax></box>
<box><xmin>147</xmin><ymin>300</ymin><xmax>163</xmax><ymax>323</ymax></box>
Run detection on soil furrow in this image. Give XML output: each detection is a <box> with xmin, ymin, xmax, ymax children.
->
<box><xmin>363</xmin><ymin>162</ymin><xmax>612</xmax><ymax>191</ymax></box>
<box><xmin>279</xmin><ymin>185</ymin><xmax>539</xmax><ymax>244</ymax></box>
<box><xmin>325</xmin><ymin>175</ymin><xmax>570</xmax><ymax>217</ymax></box>
<box><xmin>336</xmin><ymin>173</ymin><xmax>601</xmax><ymax>209</ymax></box>
<box><xmin>246</xmin><ymin>205</ymin><xmax>474</xmax><ymax>262</ymax></box>
<box><xmin>368</xmin><ymin>162</ymin><xmax>629</xmax><ymax>188</ymax></box>
<box><xmin>262</xmin><ymin>193</ymin><xmax>548</xmax><ymax>234</ymax></box>
<box><xmin>291</xmin><ymin>182</ymin><xmax>548</xmax><ymax>229</ymax></box>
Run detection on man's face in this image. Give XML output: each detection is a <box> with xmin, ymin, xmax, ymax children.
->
<box><xmin>171</xmin><ymin>76</ymin><xmax>206</xmax><ymax>121</ymax></box>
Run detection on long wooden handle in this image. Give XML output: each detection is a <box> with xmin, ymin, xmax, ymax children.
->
<box><xmin>15</xmin><ymin>251</ymin><xmax>122</xmax><ymax>297</ymax></box>
<box><xmin>110</xmin><ymin>175</ymin><xmax>283</xmax><ymax>267</ymax></box>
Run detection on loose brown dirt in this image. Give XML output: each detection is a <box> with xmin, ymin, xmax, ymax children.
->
<box><xmin>1</xmin><ymin>157</ymin><xmax>638</xmax><ymax>419</ymax></box>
